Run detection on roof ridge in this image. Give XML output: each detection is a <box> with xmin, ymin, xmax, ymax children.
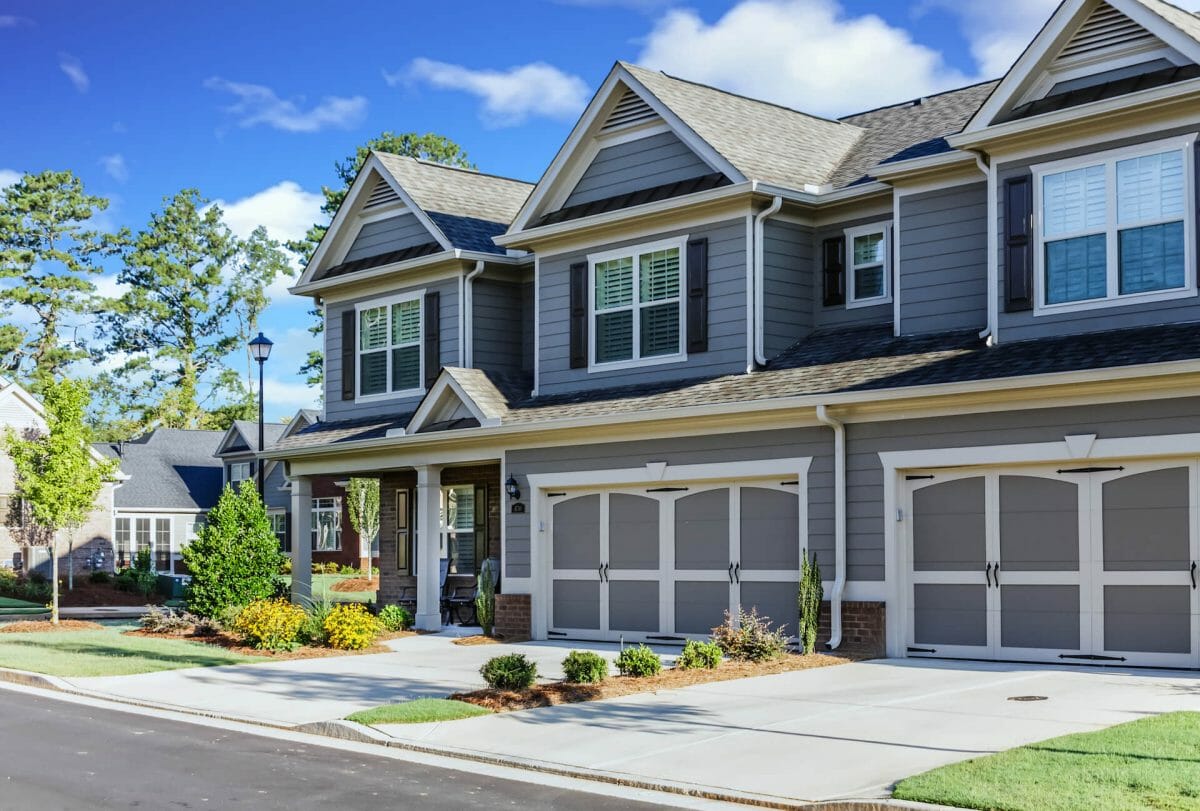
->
<box><xmin>838</xmin><ymin>77</ymin><xmax>1002</xmax><ymax>121</ymax></box>
<box><xmin>374</xmin><ymin>152</ymin><xmax>534</xmax><ymax>187</ymax></box>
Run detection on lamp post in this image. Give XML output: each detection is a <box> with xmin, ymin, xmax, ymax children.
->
<box><xmin>248</xmin><ymin>332</ymin><xmax>273</xmax><ymax>497</ymax></box>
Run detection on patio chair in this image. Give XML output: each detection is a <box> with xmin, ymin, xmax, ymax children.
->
<box><xmin>446</xmin><ymin>557</ymin><xmax>500</xmax><ymax>625</ymax></box>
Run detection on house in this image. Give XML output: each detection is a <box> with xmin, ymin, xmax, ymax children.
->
<box><xmin>0</xmin><ymin>378</ymin><xmax>117</xmax><ymax>576</ymax></box>
<box><xmin>267</xmin><ymin>0</ymin><xmax>1200</xmax><ymax>669</ymax></box>
<box><xmin>96</xmin><ymin>428</ymin><xmax>224</xmax><ymax>574</ymax></box>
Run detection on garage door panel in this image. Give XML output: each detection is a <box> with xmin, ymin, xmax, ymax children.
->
<box><xmin>1103</xmin><ymin>468</ymin><xmax>1190</xmax><ymax>571</ymax></box>
<box><xmin>913</xmin><ymin>583</ymin><xmax>988</xmax><ymax>647</ymax></box>
<box><xmin>740</xmin><ymin>488</ymin><xmax>799</xmax><ymax>571</ymax></box>
<box><xmin>740</xmin><ymin>582</ymin><xmax>797</xmax><ymax>637</ymax></box>
<box><xmin>609</xmin><ymin>581</ymin><xmax>659</xmax><ymax>633</ymax></box>
<box><xmin>912</xmin><ymin>478</ymin><xmax>985</xmax><ymax>571</ymax></box>
<box><xmin>553</xmin><ymin>580</ymin><xmax>600</xmax><ymax>630</ymax></box>
<box><xmin>675</xmin><ymin>580</ymin><xmax>729</xmax><ymax>635</ymax></box>
<box><xmin>553</xmin><ymin>495</ymin><xmax>600</xmax><ymax>570</ymax></box>
<box><xmin>609</xmin><ymin>493</ymin><xmax>659</xmax><ymax>570</ymax></box>
<box><xmin>1000</xmin><ymin>585</ymin><xmax>1080</xmax><ymax>651</ymax></box>
<box><xmin>999</xmin><ymin>476</ymin><xmax>1079</xmax><ymax>572</ymax></box>
<box><xmin>1103</xmin><ymin>585</ymin><xmax>1192</xmax><ymax>654</ymax></box>
<box><xmin>675</xmin><ymin>489</ymin><xmax>729</xmax><ymax>570</ymax></box>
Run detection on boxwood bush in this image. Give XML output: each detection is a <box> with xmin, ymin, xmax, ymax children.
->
<box><xmin>378</xmin><ymin>604</ymin><xmax>413</xmax><ymax>632</ymax></box>
<box><xmin>615</xmin><ymin>644</ymin><xmax>662</xmax><ymax>677</ymax></box>
<box><xmin>480</xmin><ymin>653</ymin><xmax>538</xmax><ymax>690</ymax></box>
<box><xmin>677</xmin><ymin>639</ymin><xmax>723</xmax><ymax>670</ymax></box>
<box><xmin>562</xmin><ymin>650</ymin><xmax>608</xmax><ymax>683</ymax></box>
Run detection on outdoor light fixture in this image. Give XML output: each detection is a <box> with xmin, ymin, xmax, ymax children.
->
<box><xmin>504</xmin><ymin>475</ymin><xmax>521</xmax><ymax>501</ymax></box>
<box><xmin>249</xmin><ymin>332</ymin><xmax>273</xmax><ymax>496</ymax></box>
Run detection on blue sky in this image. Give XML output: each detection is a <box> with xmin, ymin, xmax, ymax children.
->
<box><xmin>2</xmin><ymin>0</ymin><xmax>1190</xmax><ymax>420</ymax></box>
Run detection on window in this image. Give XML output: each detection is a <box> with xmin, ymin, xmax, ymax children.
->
<box><xmin>844</xmin><ymin>223</ymin><xmax>891</xmax><ymax>307</ymax></box>
<box><xmin>356</xmin><ymin>293</ymin><xmax>422</xmax><ymax>399</ymax></box>
<box><xmin>115</xmin><ymin>515</ymin><xmax>172</xmax><ymax>571</ymax></box>
<box><xmin>269</xmin><ymin>511</ymin><xmax>289</xmax><ymax>553</ymax></box>
<box><xmin>440</xmin><ymin>486</ymin><xmax>475</xmax><ymax>572</ymax></box>
<box><xmin>229</xmin><ymin>461</ymin><xmax>252</xmax><ymax>486</ymax></box>
<box><xmin>589</xmin><ymin>238</ymin><xmax>685</xmax><ymax>369</ymax></box>
<box><xmin>311</xmin><ymin>498</ymin><xmax>341</xmax><ymax>551</ymax></box>
<box><xmin>115</xmin><ymin>517</ymin><xmax>131</xmax><ymax>568</ymax></box>
<box><xmin>1034</xmin><ymin>135</ymin><xmax>1195</xmax><ymax>313</ymax></box>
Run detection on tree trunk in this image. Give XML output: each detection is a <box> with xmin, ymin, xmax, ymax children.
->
<box><xmin>68</xmin><ymin>538</ymin><xmax>74</xmax><ymax>591</ymax></box>
<box><xmin>51</xmin><ymin>539</ymin><xmax>59</xmax><ymax>625</ymax></box>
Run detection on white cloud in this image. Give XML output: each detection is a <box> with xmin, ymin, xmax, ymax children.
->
<box><xmin>204</xmin><ymin>77</ymin><xmax>367</xmax><ymax>133</ymax></box>
<box><xmin>263</xmin><ymin>375</ymin><xmax>320</xmax><ymax>418</ymax></box>
<box><xmin>397</xmin><ymin>59</ymin><xmax>590</xmax><ymax>127</ymax></box>
<box><xmin>99</xmin><ymin>153</ymin><xmax>128</xmax><ymax>183</ymax></box>
<box><xmin>93</xmin><ymin>274</ymin><xmax>128</xmax><ymax>302</ymax></box>
<box><xmin>58</xmin><ymin>53</ymin><xmax>89</xmax><ymax>93</ymax></box>
<box><xmin>0</xmin><ymin>15</ymin><xmax>32</xmax><ymax>27</ymax></box>
<box><xmin>636</xmin><ymin>0</ymin><xmax>970</xmax><ymax>117</ymax></box>
<box><xmin>0</xmin><ymin>169</ymin><xmax>19</xmax><ymax>190</ymax></box>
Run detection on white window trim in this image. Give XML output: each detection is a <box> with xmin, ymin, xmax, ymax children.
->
<box><xmin>311</xmin><ymin>497</ymin><xmax>342</xmax><ymax>552</ymax></box>
<box><xmin>354</xmin><ymin>289</ymin><xmax>426</xmax><ymax>403</ymax></box>
<box><xmin>113</xmin><ymin>513</ymin><xmax>175</xmax><ymax>573</ymax></box>
<box><xmin>228</xmin><ymin>461</ymin><xmax>252</xmax><ymax>486</ymax></box>
<box><xmin>844</xmin><ymin>222</ymin><xmax>893</xmax><ymax>309</ymax></box>
<box><xmin>587</xmin><ymin>235</ymin><xmax>688</xmax><ymax>373</ymax></box>
<box><xmin>1031</xmin><ymin>133</ymin><xmax>1197</xmax><ymax>317</ymax></box>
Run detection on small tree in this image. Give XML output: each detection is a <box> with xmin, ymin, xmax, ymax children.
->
<box><xmin>345</xmin><ymin>478</ymin><xmax>379</xmax><ymax>577</ymax></box>
<box><xmin>798</xmin><ymin>549</ymin><xmax>823</xmax><ymax>655</ymax></box>
<box><xmin>476</xmin><ymin>557</ymin><xmax>497</xmax><ymax>637</ymax></box>
<box><xmin>182</xmin><ymin>483</ymin><xmax>283</xmax><ymax>618</ymax></box>
<box><xmin>6</xmin><ymin>378</ymin><xmax>117</xmax><ymax>623</ymax></box>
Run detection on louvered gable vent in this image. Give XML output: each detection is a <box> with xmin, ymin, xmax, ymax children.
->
<box><xmin>363</xmin><ymin>176</ymin><xmax>401</xmax><ymax>210</ymax></box>
<box><xmin>1054</xmin><ymin>3</ymin><xmax>1157</xmax><ymax>62</ymax></box>
<box><xmin>600</xmin><ymin>88</ymin><xmax>659</xmax><ymax>132</ymax></box>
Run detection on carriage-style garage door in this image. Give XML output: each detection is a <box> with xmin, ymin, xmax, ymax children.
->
<box><xmin>906</xmin><ymin>461</ymin><xmax>1200</xmax><ymax>668</ymax></box>
<box><xmin>549</xmin><ymin>482</ymin><xmax>803</xmax><ymax>642</ymax></box>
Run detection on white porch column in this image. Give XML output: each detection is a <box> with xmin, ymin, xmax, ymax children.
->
<box><xmin>415</xmin><ymin>464</ymin><xmax>443</xmax><ymax>631</ymax></box>
<box><xmin>290</xmin><ymin>475</ymin><xmax>312</xmax><ymax>605</ymax></box>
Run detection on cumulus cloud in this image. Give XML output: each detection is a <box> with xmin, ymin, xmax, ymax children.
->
<box><xmin>99</xmin><ymin>154</ymin><xmax>128</xmax><ymax>183</ymax></box>
<box><xmin>396</xmin><ymin>59</ymin><xmax>590</xmax><ymax>127</ymax></box>
<box><xmin>204</xmin><ymin>77</ymin><xmax>367</xmax><ymax>133</ymax></box>
<box><xmin>636</xmin><ymin>0</ymin><xmax>971</xmax><ymax>117</ymax></box>
<box><xmin>0</xmin><ymin>169</ymin><xmax>20</xmax><ymax>189</ymax></box>
<box><xmin>59</xmin><ymin>53</ymin><xmax>89</xmax><ymax>93</ymax></box>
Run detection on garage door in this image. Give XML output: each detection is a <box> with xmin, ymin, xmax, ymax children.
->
<box><xmin>549</xmin><ymin>482</ymin><xmax>802</xmax><ymax>642</ymax></box>
<box><xmin>905</xmin><ymin>461</ymin><xmax>1200</xmax><ymax>668</ymax></box>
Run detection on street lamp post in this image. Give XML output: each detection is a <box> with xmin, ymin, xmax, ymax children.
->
<box><xmin>248</xmin><ymin>332</ymin><xmax>273</xmax><ymax>498</ymax></box>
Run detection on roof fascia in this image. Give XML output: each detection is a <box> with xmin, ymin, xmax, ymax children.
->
<box><xmin>290</xmin><ymin>250</ymin><xmax>527</xmax><ymax>300</ymax></box>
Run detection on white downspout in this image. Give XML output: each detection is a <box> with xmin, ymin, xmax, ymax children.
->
<box><xmin>815</xmin><ymin>404</ymin><xmax>846</xmax><ymax>651</ymax></box>
<box><xmin>744</xmin><ymin>214</ymin><xmax>755</xmax><ymax>373</ymax></box>
<box><xmin>975</xmin><ymin>152</ymin><xmax>997</xmax><ymax>346</ymax></box>
<box><xmin>752</xmin><ymin>195</ymin><xmax>783</xmax><ymax>367</ymax></box>
<box><xmin>463</xmin><ymin>260</ymin><xmax>485</xmax><ymax>368</ymax></box>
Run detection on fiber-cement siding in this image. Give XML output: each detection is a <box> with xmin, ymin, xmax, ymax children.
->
<box><xmin>563</xmin><ymin>130</ymin><xmax>712</xmax><ymax>209</ymax></box>
<box><xmin>343</xmin><ymin>213</ymin><xmax>433</xmax><ymax>263</ymax></box>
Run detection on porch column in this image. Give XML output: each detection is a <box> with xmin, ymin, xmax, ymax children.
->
<box><xmin>415</xmin><ymin>464</ymin><xmax>443</xmax><ymax>631</ymax></box>
<box><xmin>290</xmin><ymin>475</ymin><xmax>312</xmax><ymax>605</ymax></box>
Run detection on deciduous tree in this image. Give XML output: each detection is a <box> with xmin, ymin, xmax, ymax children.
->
<box><xmin>346</xmin><ymin>477</ymin><xmax>379</xmax><ymax>578</ymax></box>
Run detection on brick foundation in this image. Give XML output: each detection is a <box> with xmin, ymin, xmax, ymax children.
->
<box><xmin>494</xmin><ymin>593</ymin><xmax>531</xmax><ymax>641</ymax></box>
<box><xmin>817</xmin><ymin>600</ymin><xmax>886</xmax><ymax>658</ymax></box>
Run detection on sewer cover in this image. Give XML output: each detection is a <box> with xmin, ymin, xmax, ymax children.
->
<box><xmin>1007</xmin><ymin>695</ymin><xmax>1048</xmax><ymax>702</ymax></box>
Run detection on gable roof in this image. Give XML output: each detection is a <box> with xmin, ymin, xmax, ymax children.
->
<box><xmin>217</xmin><ymin>420</ymin><xmax>287</xmax><ymax>457</ymax></box>
<box><xmin>101</xmin><ymin>428</ymin><xmax>225</xmax><ymax>511</ymax></box>
<box><xmin>373</xmin><ymin>153</ymin><xmax>533</xmax><ymax>227</ymax></box>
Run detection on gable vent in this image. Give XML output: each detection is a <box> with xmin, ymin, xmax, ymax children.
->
<box><xmin>600</xmin><ymin>88</ymin><xmax>659</xmax><ymax>132</ymax></box>
<box><xmin>363</xmin><ymin>176</ymin><xmax>401</xmax><ymax>210</ymax></box>
<box><xmin>1055</xmin><ymin>3</ymin><xmax>1156</xmax><ymax>62</ymax></box>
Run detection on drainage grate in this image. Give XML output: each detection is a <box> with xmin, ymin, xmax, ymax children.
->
<box><xmin>1007</xmin><ymin>695</ymin><xmax>1049</xmax><ymax>702</ymax></box>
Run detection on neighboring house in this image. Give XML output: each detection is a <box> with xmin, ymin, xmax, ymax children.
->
<box><xmin>267</xmin><ymin>0</ymin><xmax>1200</xmax><ymax>669</ymax></box>
<box><xmin>96</xmin><ymin>429</ymin><xmax>224</xmax><ymax>574</ymax></box>
<box><xmin>0</xmin><ymin>378</ymin><xmax>117</xmax><ymax>577</ymax></box>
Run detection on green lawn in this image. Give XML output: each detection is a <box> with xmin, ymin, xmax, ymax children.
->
<box><xmin>0</xmin><ymin>596</ymin><xmax>47</xmax><ymax>616</ymax></box>
<box><xmin>347</xmin><ymin>699</ymin><xmax>491</xmax><ymax>726</ymax></box>
<box><xmin>0</xmin><ymin>622</ymin><xmax>258</xmax><ymax>677</ymax></box>
<box><xmin>278</xmin><ymin>574</ymin><xmax>376</xmax><ymax>603</ymax></box>
<box><xmin>894</xmin><ymin>711</ymin><xmax>1200</xmax><ymax>811</ymax></box>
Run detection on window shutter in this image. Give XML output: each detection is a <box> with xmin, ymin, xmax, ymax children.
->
<box><xmin>1004</xmin><ymin>175</ymin><xmax>1034</xmax><ymax>312</ymax></box>
<box><xmin>822</xmin><ymin>237</ymin><xmax>845</xmax><ymax>306</ymax></box>
<box><xmin>424</xmin><ymin>291</ymin><xmax>440</xmax><ymax>389</ymax></box>
<box><xmin>340</xmin><ymin>309</ymin><xmax>356</xmax><ymax>400</ymax></box>
<box><xmin>686</xmin><ymin>237</ymin><xmax>708</xmax><ymax>353</ymax></box>
<box><xmin>569</xmin><ymin>261</ymin><xmax>588</xmax><ymax>369</ymax></box>
<box><xmin>1195</xmin><ymin>141</ymin><xmax>1200</xmax><ymax>272</ymax></box>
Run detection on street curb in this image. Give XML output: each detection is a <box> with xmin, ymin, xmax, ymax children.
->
<box><xmin>0</xmin><ymin>667</ymin><xmax>961</xmax><ymax>810</ymax></box>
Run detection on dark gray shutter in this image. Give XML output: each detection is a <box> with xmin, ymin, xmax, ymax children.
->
<box><xmin>686</xmin><ymin>237</ymin><xmax>708</xmax><ymax>353</ymax></box>
<box><xmin>822</xmin><ymin>237</ymin><xmax>845</xmax><ymax>307</ymax></box>
<box><xmin>1195</xmin><ymin>141</ymin><xmax>1200</xmax><ymax>271</ymax></box>
<box><xmin>340</xmin><ymin>309</ymin><xmax>356</xmax><ymax>400</ymax></box>
<box><xmin>569</xmin><ymin>261</ymin><xmax>588</xmax><ymax>369</ymax></box>
<box><xmin>1004</xmin><ymin>175</ymin><xmax>1034</xmax><ymax>312</ymax></box>
<box><xmin>424</xmin><ymin>291</ymin><xmax>440</xmax><ymax>389</ymax></box>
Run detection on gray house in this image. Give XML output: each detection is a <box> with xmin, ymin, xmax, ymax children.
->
<box><xmin>268</xmin><ymin>0</ymin><xmax>1200</xmax><ymax>669</ymax></box>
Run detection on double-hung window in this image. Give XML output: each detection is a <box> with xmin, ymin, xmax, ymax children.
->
<box><xmin>1034</xmin><ymin>135</ymin><xmax>1195</xmax><ymax>313</ymax></box>
<box><xmin>356</xmin><ymin>293</ymin><xmax>422</xmax><ymax>399</ymax></box>
<box><xmin>311</xmin><ymin>497</ymin><xmax>342</xmax><ymax>551</ymax></box>
<box><xmin>269</xmin><ymin>511</ymin><xmax>289</xmax><ymax>552</ymax></box>
<box><xmin>844</xmin><ymin>223</ymin><xmax>891</xmax><ymax>307</ymax></box>
<box><xmin>229</xmin><ymin>461</ymin><xmax>252</xmax><ymax>487</ymax></box>
<box><xmin>589</xmin><ymin>237</ymin><xmax>685</xmax><ymax>369</ymax></box>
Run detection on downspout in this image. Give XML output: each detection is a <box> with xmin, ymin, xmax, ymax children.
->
<box><xmin>752</xmin><ymin>195</ymin><xmax>783</xmax><ymax>367</ymax></box>
<box><xmin>974</xmin><ymin>152</ymin><xmax>998</xmax><ymax>346</ymax></box>
<box><xmin>815</xmin><ymin>404</ymin><xmax>846</xmax><ymax>651</ymax></box>
<box><xmin>463</xmin><ymin>260</ymin><xmax>485</xmax><ymax>367</ymax></box>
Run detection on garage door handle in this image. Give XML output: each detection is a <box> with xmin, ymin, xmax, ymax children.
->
<box><xmin>985</xmin><ymin>562</ymin><xmax>993</xmax><ymax>588</ymax></box>
<box><xmin>598</xmin><ymin>564</ymin><xmax>604</xmax><ymax>582</ymax></box>
<box><xmin>993</xmin><ymin>562</ymin><xmax>1000</xmax><ymax>587</ymax></box>
<box><xmin>1191</xmin><ymin>561</ymin><xmax>1196</xmax><ymax>590</ymax></box>
<box><xmin>603</xmin><ymin>563</ymin><xmax>610</xmax><ymax>582</ymax></box>
<box><xmin>734</xmin><ymin>563</ymin><xmax>741</xmax><ymax>584</ymax></box>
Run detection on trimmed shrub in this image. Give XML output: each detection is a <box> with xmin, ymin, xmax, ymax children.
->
<box><xmin>323</xmin><ymin>603</ymin><xmax>382</xmax><ymax>650</ymax></box>
<box><xmin>677</xmin><ymin>639</ymin><xmax>723</xmax><ymax>670</ymax></box>
<box><xmin>192</xmin><ymin>616</ymin><xmax>221</xmax><ymax>637</ymax></box>
<box><xmin>562</xmin><ymin>650</ymin><xmax>608</xmax><ymax>684</ymax></box>
<box><xmin>615</xmin><ymin>644</ymin><xmax>662</xmax><ymax>678</ymax></box>
<box><xmin>217</xmin><ymin>603</ymin><xmax>245</xmax><ymax>631</ymax></box>
<box><xmin>278</xmin><ymin>557</ymin><xmax>292</xmax><ymax>575</ymax></box>
<box><xmin>140</xmin><ymin>606</ymin><xmax>192</xmax><ymax>633</ymax></box>
<box><xmin>0</xmin><ymin>569</ymin><xmax>51</xmax><ymax>603</ymax></box>
<box><xmin>711</xmin><ymin>607</ymin><xmax>789</xmax><ymax>662</ymax></box>
<box><xmin>88</xmin><ymin>570</ymin><xmax>111</xmax><ymax>584</ymax></box>
<box><xmin>480</xmin><ymin>653</ymin><xmax>538</xmax><ymax>690</ymax></box>
<box><xmin>378</xmin><ymin>604</ymin><xmax>413</xmax><ymax>632</ymax></box>
<box><xmin>233</xmin><ymin>598</ymin><xmax>307</xmax><ymax>651</ymax></box>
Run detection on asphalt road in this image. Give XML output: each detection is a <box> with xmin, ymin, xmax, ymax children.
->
<box><xmin>0</xmin><ymin>691</ymin><xmax>678</xmax><ymax>810</ymax></box>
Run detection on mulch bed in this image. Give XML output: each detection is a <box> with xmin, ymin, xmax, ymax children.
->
<box><xmin>122</xmin><ymin>627</ymin><xmax>418</xmax><ymax>660</ymax></box>
<box><xmin>0</xmin><ymin>620</ymin><xmax>105</xmax><ymax>633</ymax></box>
<box><xmin>330</xmin><ymin>577</ymin><xmax>378</xmax><ymax>592</ymax></box>
<box><xmin>452</xmin><ymin>635</ymin><xmax>501</xmax><ymax>646</ymax></box>
<box><xmin>58</xmin><ymin>580</ymin><xmax>166</xmax><ymax>607</ymax></box>
<box><xmin>452</xmin><ymin>652</ymin><xmax>853</xmax><ymax>712</ymax></box>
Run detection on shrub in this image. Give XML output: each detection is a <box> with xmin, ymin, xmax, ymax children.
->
<box><xmin>0</xmin><ymin>569</ymin><xmax>50</xmax><ymax>603</ymax></box>
<box><xmin>615</xmin><ymin>644</ymin><xmax>662</xmax><ymax>677</ymax></box>
<box><xmin>89</xmin><ymin>570</ymin><xmax>111</xmax><ymax>584</ymax></box>
<box><xmin>339</xmin><ymin>564</ymin><xmax>358</xmax><ymax>576</ymax></box>
<box><xmin>297</xmin><ymin>597</ymin><xmax>333</xmax><ymax>646</ymax></box>
<box><xmin>678</xmin><ymin>639</ymin><xmax>723</xmax><ymax>670</ymax></box>
<box><xmin>476</xmin><ymin>558</ymin><xmax>497</xmax><ymax>637</ymax></box>
<box><xmin>371</xmin><ymin>566</ymin><xmax>380</xmax><ymax>575</ymax></box>
<box><xmin>278</xmin><ymin>557</ymin><xmax>292</xmax><ymax>575</ymax></box>
<box><xmin>798</xmin><ymin>550</ymin><xmax>823</xmax><ymax>656</ymax></box>
<box><xmin>182</xmin><ymin>484</ymin><xmax>285</xmax><ymax>618</ymax></box>
<box><xmin>27</xmin><ymin>570</ymin><xmax>47</xmax><ymax>585</ymax></box>
<box><xmin>562</xmin><ymin>650</ymin><xmax>608</xmax><ymax>683</ymax></box>
<box><xmin>233</xmin><ymin>598</ymin><xmax>307</xmax><ymax>651</ymax></box>
<box><xmin>134</xmin><ymin>547</ymin><xmax>153</xmax><ymax>574</ymax></box>
<box><xmin>191</xmin><ymin>616</ymin><xmax>221</xmax><ymax>637</ymax></box>
<box><xmin>378</xmin><ymin>604</ymin><xmax>413</xmax><ymax>632</ymax></box>
<box><xmin>140</xmin><ymin>606</ymin><xmax>192</xmax><ymax>633</ymax></box>
<box><xmin>217</xmin><ymin>603</ymin><xmax>245</xmax><ymax>631</ymax></box>
<box><xmin>480</xmin><ymin>653</ymin><xmax>537</xmax><ymax>690</ymax></box>
<box><xmin>323</xmin><ymin>603</ymin><xmax>382</xmax><ymax>650</ymax></box>
<box><xmin>711</xmin><ymin>608</ymin><xmax>789</xmax><ymax>662</ymax></box>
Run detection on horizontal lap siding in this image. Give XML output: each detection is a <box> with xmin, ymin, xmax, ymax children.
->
<box><xmin>814</xmin><ymin>213</ymin><xmax>894</xmax><ymax>329</ymax></box>
<box><xmin>472</xmin><ymin>279</ymin><xmax>529</xmax><ymax>376</ymax></box>
<box><xmin>898</xmin><ymin>183</ymin><xmax>987</xmax><ymax>335</ymax></box>
<box><xmin>762</xmin><ymin>220</ymin><xmax>814</xmax><ymax>357</ymax></box>
<box><xmin>563</xmin><ymin>131</ymin><xmax>712</xmax><ymax>209</ymax></box>
<box><xmin>343</xmin><ymin>213</ymin><xmax>433</xmax><ymax>263</ymax></box>
<box><xmin>538</xmin><ymin>219</ymin><xmax>748</xmax><ymax>394</ymax></box>
<box><xmin>504</xmin><ymin>429</ymin><xmax>834</xmax><ymax>580</ymax></box>
<box><xmin>324</xmin><ymin>278</ymin><xmax>460</xmax><ymax>421</ymax></box>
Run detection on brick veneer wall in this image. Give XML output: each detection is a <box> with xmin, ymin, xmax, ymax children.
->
<box><xmin>494</xmin><ymin>593</ymin><xmax>531</xmax><ymax>641</ymax></box>
<box><xmin>817</xmin><ymin>600</ymin><xmax>885</xmax><ymax>658</ymax></box>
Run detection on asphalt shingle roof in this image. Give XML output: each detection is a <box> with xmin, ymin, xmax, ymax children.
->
<box><xmin>373</xmin><ymin>153</ymin><xmax>533</xmax><ymax>228</ymax></box>
<box><xmin>270</xmin><ymin>414</ymin><xmax>411</xmax><ymax>453</ymax></box>
<box><xmin>425</xmin><ymin>212</ymin><xmax>511</xmax><ymax>254</ymax></box>
<box><xmin>101</xmin><ymin>428</ymin><xmax>225</xmax><ymax>510</ymax></box>
<box><xmin>226</xmin><ymin>421</ymin><xmax>287</xmax><ymax>454</ymax></box>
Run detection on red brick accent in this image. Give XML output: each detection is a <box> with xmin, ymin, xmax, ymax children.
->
<box><xmin>817</xmin><ymin>600</ymin><xmax>885</xmax><ymax>658</ymax></box>
<box><xmin>494</xmin><ymin>593</ymin><xmax>531</xmax><ymax>641</ymax></box>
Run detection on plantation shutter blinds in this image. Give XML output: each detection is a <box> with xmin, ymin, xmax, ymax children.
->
<box><xmin>822</xmin><ymin>237</ymin><xmax>845</xmax><ymax>306</ymax></box>
<box><xmin>391</xmin><ymin>298</ymin><xmax>422</xmax><ymax>392</ymax></box>
<box><xmin>358</xmin><ymin>306</ymin><xmax>389</xmax><ymax>396</ymax></box>
<box><xmin>340</xmin><ymin>309</ymin><xmax>356</xmax><ymax>400</ymax></box>
<box><xmin>638</xmin><ymin>248</ymin><xmax>680</xmax><ymax>358</ymax></box>
<box><xmin>568</xmin><ymin>261</ymin><xmax>589</xmax><ymax>368</ymax></box>
<box><xmin>686</xmin><ymin>237</ymin><xmax>708</xmax><ymax>353</ymax></box>
<box><xmin>424</xmin><ymin>291</ymin><xmax>440</xmax><ymax>389</ymax></box>
<box><xmin>1004</xmin><ymin>175</ymin><xmax>1034</xmax><ymax>312</ymax></box>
